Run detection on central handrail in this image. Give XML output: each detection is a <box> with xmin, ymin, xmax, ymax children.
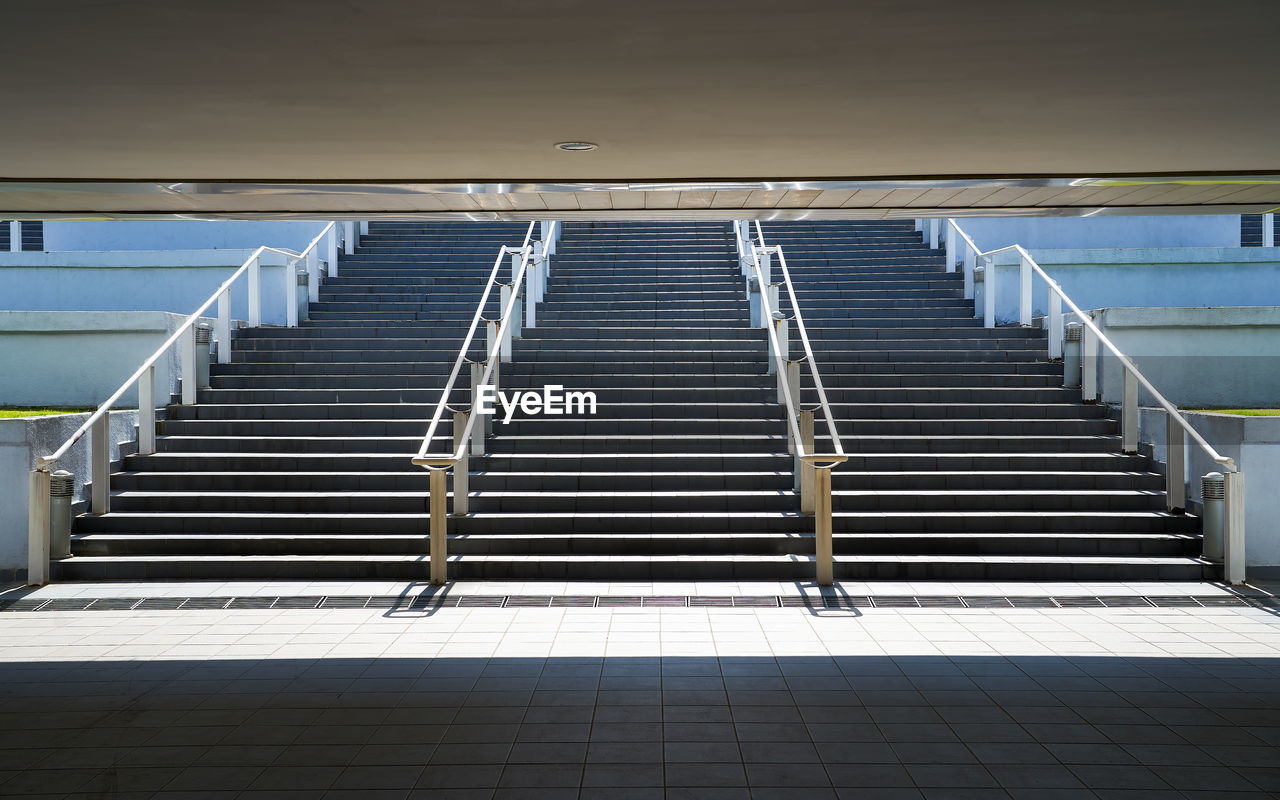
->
<box><xmin>412</xmin><ymin>222</ymin><xmax>537</xmax><ymax>467</ymax></box>
<box><xmin>751</xmin><ymin>221</ymin><xmax>846</xmax><ymax>465</ymax></box>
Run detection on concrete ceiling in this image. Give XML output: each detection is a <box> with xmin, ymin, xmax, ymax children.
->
<box><xmin>2</xmin><ymin>0</ymin><xmax>1278</xmax><ymax>216</ymax></box>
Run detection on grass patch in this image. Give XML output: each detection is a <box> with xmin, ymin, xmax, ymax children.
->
<box><xmin>0</xmin><ymin>408</ymin><xmax>93</xmax><ymax>419</ymax></box>
<box><xmin>1190</xmin><ymin>408</ymin><xmax>1280</xmax><ymax>416</ymax></box>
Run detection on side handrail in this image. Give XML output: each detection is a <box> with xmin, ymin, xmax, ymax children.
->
<box><xmin>940</xmin><ymin>217</ymin><xmax>1247</xmax><ymax>585</ymax></box>
<box><xmin>410</xmin><ymin>220</ymin><xmax>559</xmax><ymax>586</ymax></box>
<box><xmin>734</xmin><ymin>220</ymin><xmax>846</xmax><ymax>587</ymax></box>
<box><xmin>26</xmin><ymin>220</ymin><xmax>350</xmax><ymax>585</ymax></box>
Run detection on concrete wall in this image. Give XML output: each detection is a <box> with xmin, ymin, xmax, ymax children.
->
<box><xmin>42</xmin><ymin>220</ymin><xmax>329</xmax><ymax>252</ymax></box>
<box><xmin>0</xmin><ymin>249</ymin><xmax>297</xmax><ymax>325</ymax></box>
<box><xmin>1078</xmin><ymin>307</ymin><xmax>1280</xmax><ymax>408</ymax></box>
<box><xmin>0</xmin><ymin>410</ymin><xmax>138</xmax><ymax>579</ymax></box>
<box><xmin>955</xmin><ymin>215</ymin><xmax>1240</xmax><ymax>252</ymax></box>
<box><xmin>1134</xmin><ymin>408</ymin><xmax>1280</xmax><ymax>572</ymax></box>
<box><xmin>0</xmin><ymin>311</ymin><xmax>206</xmax><ymax>407</ymax></box>
<box><xmin>978</xmin><ymin>247</ymin><xmax>1280</xmax><ymax>325</ymax></box>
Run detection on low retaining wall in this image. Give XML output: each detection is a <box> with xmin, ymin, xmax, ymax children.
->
<box><xmin>0</xmin><ymin>410</ymin><xmax>139</xmax><ymax>580</ymax></box>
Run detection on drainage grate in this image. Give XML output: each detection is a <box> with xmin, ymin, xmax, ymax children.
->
<box><xmin>4</xmin><ymin>593</ymin><xmax>1274</xmax><ymax>612</ymax></box>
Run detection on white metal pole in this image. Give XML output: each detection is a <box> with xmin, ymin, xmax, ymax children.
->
<box><xmin>180</xmin><ymin>326</ymin><xmax>198</xmax><ymax>405</ymax></box>
<box><xmin>470</xmin><ymin>361</ymin><xmax>486</xmax><ymax>456</ymax></box>
<box><xmin>360</xmin><ymin>220</ymin><xmax>369</xmax><ymax>236</ymax></box>
<box><xmin>928</xmin><ymin>219</ymin><xmax>939</xmax><ymax>250</ymax></box>
<box><xmin>138</xmin><ymin>365</ymin><xmax>156</xmax><ymax>456</ymax></box>
<box><xmin>306</xmin><ymin>248</ymin><xmax>320</xmax><ymax>302</ymax></box>
<box><xmin>327</xmin><ymin>226</ymin><xmax>339</xmax><ymax>277</ymax></box>
<box><xmin>945</xmin><ymin>223</ymin><xmax>956</xmax><ymax>273</ymax></box>
<box><xmin>963</xmin><ymin>247</ymin><xmax>976</xmax><ymax>301</ymax></box>
<box><xmin>90</xmin><ymin>415</ymin><xmax>110</xmax><ymax>515</ymax></box>
<box><xmin>9</xmin><ymin>221</ymin><xmax>20</xmax><ymax>252</ymax></box>
<box><xmin>1122</xmin><ymin>369</ymin><xmax>1139</xmax><ymax>454</ymax></box>
<box><xmin>216</xmin><ymin>291</ymin><xmax>232</xmax><ymax>365</ymax></box>
<box><xmin>452</xmin><ymin>411</ymin><xmax>469</xmax><ymax>516</ymax></box>
<box><xmin>982</xmin><ymin>259</ymin><xmax>996</xmax><ymax>328</ymax></box>
<box><xmin>1048</xmin><ymin>292</ymin><xmax>1063</xmax><ymax>360</ymax></box>
<box><xmin>285</xmin><ymin>260</ymin><xmax>299</xmax><ymax>328</ymax></box>
<box><xmin>1263</xmin><ymin>213</ymin><xmax>1275</xmax><ymax>247</ymax></box>
<box><xmin>27</xmin><ymin>470</ymin><xmax>51</xmax><ymax>585</ymax></box>
<box><xmin>798</xmin><ymin>410</ymin><xmax>815</xmax><ymax>506</ymax></box>
<box><xmin>248</xmin><ymin>255</ymin><xmax>262</xmax><ymax>328</ymax></box>
<box><xmin>1165</xmin><ymin>415</ymin><xmax>1185</xmax><ymax>512</ymax></box>
<box><xmin>1082</xmin><ymin>324</ymin><xmax>1098</xmax><ymax>402</ymax></box>
<box><xmin>1018</xmin><ymin>252</ymin><xmax>1033</xmax><ymax>327</ymax></box>
<box><xmin>344</xmin><ymin>222</ymin><xmax>356</xmax><ymax>255</ymax></box>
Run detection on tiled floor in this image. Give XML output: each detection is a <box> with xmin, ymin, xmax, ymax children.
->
<box><xmin>1</xmin><ymin>581</ymin><xmax>1278</xmax><ymax>799</ymax></box>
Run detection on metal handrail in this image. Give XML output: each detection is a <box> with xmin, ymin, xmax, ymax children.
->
<box><xmin>943</xmin><ymin>218</ymin><xmax>1247</xmax><ymax>585</ymax></box>
<box><xmin>979</xmin><ymin>241</ymin><xmax>1234</xmax><ymax>471</ymax></box>
<box><xmin>412</xmin><ymin>221</ymin><xmax>537</xmax><ymax>467</ymax></box>
<box><xmin>26</xmin><ymin>221</ymin><xmax>347</xmax><ymax>586</ymax></box>
<box><xmin>750</xmin><ymin>221</ymin><xmax>846</xmax><ymax>466</ymax></box>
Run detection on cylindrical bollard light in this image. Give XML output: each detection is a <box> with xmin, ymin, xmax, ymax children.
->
<box><xmin>49</xmin><ymin>469</ymin><xmax>74</xmax><ymax>559</ymax></box>
<box><xmin>296</xmin><ymin>270</ymin><xmax>309</xmax><ymax>323</ymax></box>
<box><xmin>194</xmin><ymin>323</ymin><xmax>213</xmax><ymax>390</ymax></box>
<box><xmin>1062</xmin><ymin>322</ymin><xmax>1083</xmax><ymax>389</ymax></box>
<box><xmin>1201</xmin><ymin>472</ymin><xmax>1225</xmax><ymax>562</ymax></box>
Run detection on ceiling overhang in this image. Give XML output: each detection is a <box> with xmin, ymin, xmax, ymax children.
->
<box><xmin>2</xmin><ymin>176</ymin><xmax>1277</xmax><ymax>220</ymax></box>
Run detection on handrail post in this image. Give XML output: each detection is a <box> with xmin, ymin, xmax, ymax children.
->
<box><xmin>1122</xmin><ymin>368</ymin><xmax>1139</xmax><ymax>454</ymax></box>
<box><xmin>747</xmin><ymin>277</ymin><xmax>762</xmax><ymax>327</ymax></box>
<box><xmin>90</xmin><ymin>415</ymin><xmax>110</xmax><ymax>515</ymax></box>
<box><xmin>1263</xmin><ymin>212</ymin><xmax>1275</xmax><ymax>248</ymax></box>
<box><xmin>815</xmin><ymin>467</ymin><xmax>834</xmax><ymax>587</ymax></box>
<box><xmin>1165</xmin><ymin>415</ymin><xmax>1185</xmax><ymax>512</ymax></box>
<box><xmin>138</xmin><ymin>365</ymin><xmax>156</xmax><ymax>456</ymax></box>
<box><xmin>1082</xmin><ymin>324</ymin><xmax>1098</xmax><ymax>402</ymax></box>
<box><xmin>945</xmin><ymin>222</ymin><xmax>956</xmax><ymax>273</ymax></box>
<box><xmin>798</xmin><ymin>410</ymin><xmax>815</xmax><ymax>511</ymax></box>
<box><xmin>216</xmin><ymin>290</ymin><xmax>231</xmax><ymax>365</ymax></box>
<box><xmin>783</xmin><ymin>361</ymin><xmax>800</xmax><ymax>453</ymax></box>
<box><xmin>771</xmin><ymin>314</ymin><xmax>788</xmax><ymax>379</ymax></box>
<box><xmin>429</xmin><ymin>467</ymin><xmax>448</xmax><ymax>585</ymax></box>
<box><xmin>285</xmin><ymin>258</ymin><xmax>299</xmax><ymax>328</ymax></box>
<box><xmin>928</xmin><ymin>218</ymin><xmax>939</xmax><ymax>250</ymax></box>
<box><xmin>343</xmin><ymin>222</ymin><xmax>356</xmax><ymax>255</ymax></box>
<box><xmin>248</xmin><ymin>254</ymin><xmax>262</xmax><ymax>328</ymax></box>
<box><xmin>327</xmin><ymin>225</ymin><xmax>339</xmax><ymax>277</ymax></box>
<box><xmin>180</xmin><ymin>326</ymin><xmax>198</xmax><ymax>405</ymax></box>
<box><xmin>27</xmin><ymin>469</ymin><xmax>51</xmax><ymax>585</ymax></box>
<box><xmin>470</xmin><ymin>361</ymin><xmax>487</xmax><ymax>454</ymax></box>
<box><xmin>1047</xmin><ymin>290</ymin><xmax>1064</xmax><ymax>360</ymax></box>
<box><xmin>499</xmin><ymin>285</ymin><xmax>515</xmax><ymax>361</ymax></box>
<box><xmin>963</xmin><ymin>245</ymin><xmax>976</xmax><ymax>301</ymax></box>
<box><xmin>757</xmin><ymin>246</ymin><xmax>772</xmax><ymax>286</ymax></box>
<box><xmin>1223</xmin><ymin>470</ymin><xmax>1246</xmax><ymax>585</ymax></box>
<box><xmin>982</xmin><ymin>257</ymin><xmax>995</xmax><ymax>328</ymax></box>
<box><xmin>1018</xmin><ymin>251</ymin><xmax>1033</xmax><ymax>327</ymax></box>
<box><xmin>452</xmin><ymin>411</ymin><xmax>470</xmax><ymax>516</ymax></box>
<box><xmin>8</xmin><ymin>220</ymin><xmax>20</xmax><ymax>252</ymax></box>
<box><xmin>306</xmin><ymin>247</ymin><xmax>321</xmax><ymax>302</ymax></box>
<box><xmin>360</xmin><ymin>220</ymin><xmax>369</xmax><ymax>236</ymax></box>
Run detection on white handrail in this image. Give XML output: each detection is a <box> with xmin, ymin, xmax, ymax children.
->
<box><xmin>751</xmin><ymin>221</ymin><xmax>846</xmax><ymax>464</ymax></box>
<box><xmin>409</xmin><ymin>220</ymin><xmax>557</xmax><ymax>586</ymax></box>
<box><xmin>412</xmin><ymin>222</ymin><xmax>538</xmax><ymax>466</ymax></box>
<box><xmin>26</xmin><ymin>221</ymin><xmax>349</xmax><ymax>585</ymax></box>
<box><xmin>944</xmin><ymin>217</ymin><xmax>1247</xmax><ymax>585</ymax></box>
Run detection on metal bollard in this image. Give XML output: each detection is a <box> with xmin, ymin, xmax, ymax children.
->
<box><xmin>1201</xmin><ymin>472</ymin><xmax>1224</xmax><ymax>562</ymax></box>
<box><xmin>747</xmin><ymin>276</ymin><xmax>762</xmax><ymax>327</ymax></box>
<box><xmin>1062</xmin><ymin>322</ymin><xmax>1082</xmax><ymax>389</ymax></box>
<box><xmin>49</xmin><ymin>470</ymin><xmax>74</xmax><ymax>559</ymax></box>
<box><xmin>194</xmin><ymin>323</ymin><xmax>213</xmax><ymax>390</ymax></box>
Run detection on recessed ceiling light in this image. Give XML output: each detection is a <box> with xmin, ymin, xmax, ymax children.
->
<box><xmin>555</xmin><ymin>141</ymin><xmax>598</xmax><ymax>152</ymax></box>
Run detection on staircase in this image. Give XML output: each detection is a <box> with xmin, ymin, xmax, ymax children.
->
<box><xmin>62</xmin><ymin>220</ymin><xmax>1208</xmax><ymax>582</ymax></box>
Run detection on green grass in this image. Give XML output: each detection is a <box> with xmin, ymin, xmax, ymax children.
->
<box><xmin>1190</xmin><ymin>408</ymin><xmax>1280</xmax><ymax>416</ymax></box>
<box><xmin>0</xmin><ymin>408</ymin><xmax>93</xmax><ymax>419</ymax></box>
